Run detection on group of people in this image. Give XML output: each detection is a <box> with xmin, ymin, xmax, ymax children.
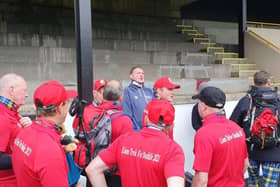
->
<box><xmin>0</xmin><ymin>68</ymin><xmax>279</xmax><ymax>187</ymax></box>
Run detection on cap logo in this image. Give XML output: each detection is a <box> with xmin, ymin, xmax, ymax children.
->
<box><xmin>216</xmin><ymin>103</ymin><xmax>223</xmax><ymax>108</ymax></box>
<box><xmin>100</xmin><ymin>80</ymin><xmax>105</xmax><ymax>85</ymax></box>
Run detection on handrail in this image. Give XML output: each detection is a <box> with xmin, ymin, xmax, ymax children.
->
<box><xmin>247</xmin><ymin>21</ymin><xmax>280</xmax><ymax>28</ymax></box>
<box><xmin>247</xmin><ymin>29</ymin><xmax>280</xmax><ymax>52</ymax></box>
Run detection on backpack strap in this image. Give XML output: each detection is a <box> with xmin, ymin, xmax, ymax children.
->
<box><xmin>89</xmin><ymin>114</ymin><xmax>101</xmax><ymax>130</ymax></box>
<box><xmin>244</xmin><ymin>93</ymin><xmax>254</xmax><ymax>131</ymax></box>
<box><xmin>74</xmin><ymin>99</ymin><xmax>92</xmax><ymax>166</ymax></box>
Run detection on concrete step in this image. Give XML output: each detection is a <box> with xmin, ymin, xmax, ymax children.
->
<box><xmin>199</xmin><ymin>42</ymin><xmax>216</xmax><ymax>47</ymax></box>
<box><xmin>231</xmin><ymin>63</ymin><xmax>257</xmax><ymax>70</ymax></box>
<box><xmin>220</xmin><ymin>58</ymin><xmax>248</xmax><ymax>65</ymax></box>
<box><xmin>206</xmin><ymin>46</ymin><xmax>224</xmax><ymax>53</ymax></box>
<box><xmin>0</xmin><ymin>31</ymin><xmax>187</xmax><ymax>47</ymax></box>
<box><xmin>187</xmin><ymin>33</ymin><xmax>205</xmax><ymax>37</ymax></box>
<box><xmin>231</xmin><ymin>69</ymin><xmax>260</xmax><ymax>78</ymax></box>
<box><xmin>193</xmin><ymin>37</ymin><xmax>211</xmax><ymax>44</ymax></box>
<box><xmin>0</xmin><ymin>32</ymin><xmax>196</xmax><ymax>52</ymax></box>
<box><xmin>176</xmin><ymin>24</ymin><xmax>193</xmax><ymax>29</ymax></box>
<box><xmin>181</xmin><ymin>29</ymin><xmax>199</xmax><ymax>34</ymax></box>
<box><xmin>158</xmin><ymin>64</ymin><xmax>231</xmax><ymax>79</ymax></box>
<box><xmin>0</xmin><ymin>46</ymin><xmax>209</xmax><ymax>66</ymax></box>
<box><xmin>177</xmin><ymin>52</ymin><xmax>212</xmax><ymax>65</ymax></box>
<box><xmin>214</xmin><ymin>52</ymin><xmax>239</xmax><ymax>61</ymax></box>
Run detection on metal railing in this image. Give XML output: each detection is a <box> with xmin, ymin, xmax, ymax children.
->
<box><xmin>247</xmin><ymin>21</ymin><xmax>280</xmax><ymax>28</ymax></box>
<box><xmin>247</xmin><ymin>29</ymin><xmax>280</xmax><ymax>52</ymax></box>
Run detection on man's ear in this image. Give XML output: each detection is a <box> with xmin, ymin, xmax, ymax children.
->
<box><xmin>267</xmin><ymin>79</ymin><xmax>271</xmax><ymax>87</ymax></box>
<box><xmin>119</xmin><ymin>93</ymin><xmax>124</xmax><ymax>102</ymax></box>
<box><xmin>56</xmin><ymin>103</ymin><xmax>62</xmax><ymax>114</ymax></box>
<box><xmin>93</xmin><ymin>90</ymin><xmax>97</xmax><ymax>98</ymax></box>
<box><xmin>144</xmin><ymin>114</ymin><xmax>149</xmax><ymax>125</ymax></box>
<box><xmin>57</xmin><ymin>102</ymin><xmax>68</xmax><ymax>115</ymax></box>
<box><xmin>8</xmin><ymin>85</ymin><xmax>14</xmax><ymax>97</ymax></box>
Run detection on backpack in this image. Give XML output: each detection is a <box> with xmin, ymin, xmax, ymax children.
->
<box><xmin>245</xmin><ymin>86</ymin><xmax>280</xmax><ymax>150</ymax></box>
<box><xmin>73</xmin><ymin>109</ymin><xmax>123</xmax><ymax>168</ymax></box>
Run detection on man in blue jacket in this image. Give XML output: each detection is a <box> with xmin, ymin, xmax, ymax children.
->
<box><xmin>122</xmin><ymin>66</ymin><xmax>153</xmax><ymax>130</ymax></box>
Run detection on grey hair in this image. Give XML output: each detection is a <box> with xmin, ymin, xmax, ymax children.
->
<box><xmin>103</xmin><ymin>80</ymin><xmax>123</xmax><ymax>101</ymax></box>
<box><xmin>0</xmin><ymin>73</ymin><xmax>24</xmax><ymax>93</ymax></box>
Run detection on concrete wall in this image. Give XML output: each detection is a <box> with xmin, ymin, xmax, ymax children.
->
<box><xmin>245</xmin><ymin>30</ymin><xmax>280</xmax><ymax>82</ymax></box>
<box><xmin>0</xmin><ymin>46</ymin><xmax>206</xmax><ymax>65</ymax></box>
<box><xmin>186</xmin><ymin>20</ymin><xmax>238</xmax><ymax>45</ymax></box>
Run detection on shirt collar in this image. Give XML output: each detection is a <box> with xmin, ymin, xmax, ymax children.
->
<box><xmin>93</xmin><ymin>100</ymin><xmax>99</xmax><ymax>106</ymax></box>
<box><xmin>36</xmin><ymin>118</ymin><xmax>62</xmax><ymax>135</ymax></box>
<box><xmin>202</xmin><ymin>111</ymin><xmax>226</xmax><ymax>126</ymax></box>
<box><xmin>131</xmin><ymin>81</ymin><xmax>143</xmax><ymax>88</ymax></box>
<box><xmin>98</xmin><ymin>101</ymin><xmax>122</xmax><ymax>111</ymax></box>
<box><xmin>0</xmin><ymin>96</ymin><xmax>19</xmax><ymax>111</ymax></box>
<box><xmin>141</xmin><ymin>127</ymin><xmax>170</xmax><ymax>138</ymax></box>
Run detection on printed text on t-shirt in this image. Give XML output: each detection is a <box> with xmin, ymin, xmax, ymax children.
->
<box><xmin>121</xmin><ymin>146</ymin><xmax>160</xmax><ymax>162</ymax></box>
<box><xmin>219</xmin><ymin>130</ymin><xmax>243</xmax><ymax>144</ymax></box>
<box><xmin>14</xmin><ymin>137</ymin><xmax>32</xmax><ymax>156</ymax></box>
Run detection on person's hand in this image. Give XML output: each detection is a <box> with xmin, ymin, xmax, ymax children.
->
<box><xmin>19</xmin><ymin>117</ymin><xmax>32</xmax><ymax>128</ymax></box>
<box><xmin>63</xmin><ymin>142</ymin><xmax>77</xmax><ymax>152</ymax></box>
<box><xmin>61</xmin><ymin>135</ymin><xmax>79</xmax><ymax>152</ymax></box>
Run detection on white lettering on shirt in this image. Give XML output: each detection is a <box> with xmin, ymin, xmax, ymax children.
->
<box><xmin>121</xmin><ymin>146</ymin><xmax>161</xmax><ymax>163</ymax></box>
<box><xmin>121</xmin><ymin>146</ymin><xmax>129</xmax><ymax>155</ymax></box>
<box><xmin>219</xmin><ymin>130</ymin><xmax>243</xmax><ymax>144</ymax></box>
<box><xmin>14</xmin><ymin>138</ymin><xmax>32</xmax><ymax>157</ymax></box>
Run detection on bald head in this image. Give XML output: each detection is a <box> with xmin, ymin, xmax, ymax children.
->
<box><xmin>103</xmin><ymin>80</ymin><xmax>123</xmax><ymax>102</ymax></box>
<box><xmin>0</xmin><ymin>73</ymin><xmax>27</xmax><ymax>106</ymax></box>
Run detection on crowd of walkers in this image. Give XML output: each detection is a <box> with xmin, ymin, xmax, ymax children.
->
<box><xmin>0</xmin><ymin>68</ymin><xmax>279</xmax><ymax>187</ymax></box>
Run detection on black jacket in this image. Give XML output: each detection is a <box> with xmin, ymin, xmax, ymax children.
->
<box><xmin>191</xmin><ymin>103</ymin><xmax>203</xmax><ymax>131</ymax></box>
<box><xmin>230</xmin><ymin>86</ymin><xmax>280</xmax><ymax>162</ymax></box>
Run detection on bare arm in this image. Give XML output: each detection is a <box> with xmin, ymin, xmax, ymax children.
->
<box><xmin>85</xmin><ymin>156</ymin><xmax>109</xmax><ymax>187</ymax></box>
<box><xmin>191</xmin><ymin>171</ymin><xmax>208</xmax><ymax>187</ymax></box>
<box><xmin>244</xmin><ymin>157</ymin><xmax>249</xmax><ymax>173</ymax></box>
<box><xmin>167</xmin><ymin>176</ymin><xmax>185</xmax><ymax>187</ymax></box>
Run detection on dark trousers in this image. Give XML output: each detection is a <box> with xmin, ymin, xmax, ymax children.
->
<box><xmin>105</xmin><ymin>174</ymin><xmax>122</xmax><ymax>187</ymax></box>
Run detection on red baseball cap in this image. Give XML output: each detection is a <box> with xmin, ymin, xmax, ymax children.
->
<box><xmin>146</xmin><ymin>99</ymin><xmax>175</xmax><ymax>126</ymax></box>
<box><xmin>67</xmin><ymin>89</ymin><xmax>78</xmax><ymax>98</ymax></box>
<box><xmin>33</xmin><ymin>80</ymin><xmax>75</xmax><ymax>110</ymax></box>
<box><xmin>154</xmin><ymin>76</ymin><xmax>180</xmax><ymax>89</ymax></box>
<box><xmin>94</xmin><ymin>79</ymin><xmax>108</xmax><ymax>91</ymax></box>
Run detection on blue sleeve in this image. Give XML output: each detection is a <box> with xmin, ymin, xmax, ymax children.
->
<box><xmin>191</xmin><ymin>104</ymin><xmax>202</xmax><ymax>131</ymax></box>
<box><xmin>122</xmin><ymin>88</ymin><xmax>132</xmax><ymax>117</ymax></box>
<box><xmin>121</xmin><ymin>88</ymin><xmax>140</xmax><ymax>131</ymax></box>
<box><xmin>230</xmin><ymin>96</ymin><xmax>250</xmax><ymax>127</ymax></box>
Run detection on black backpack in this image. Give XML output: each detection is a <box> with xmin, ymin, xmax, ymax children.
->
<box><xmin>244</xmin><ymin>86</ymin><xmax>280</xmax><ymax>150</ymax></box>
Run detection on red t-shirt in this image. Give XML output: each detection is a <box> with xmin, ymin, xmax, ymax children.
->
<box><xmin>12</xmin><ymin>119</ymin><xmax>68</xmax><ymax>187</ymax></box>
<box><xmin>193</xmin><ymin>113</ymin><xmax>248</xmax><ymax>187</ymax></box>
<box><xmin>0</xmin><ymin>103</ymin><xmax>21</xmax><ymax>186</ymax></box>
<box><xmin>99</xmin><ymin>127</ymin><xmax>185</xmax><ymax>187</ymax></box>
